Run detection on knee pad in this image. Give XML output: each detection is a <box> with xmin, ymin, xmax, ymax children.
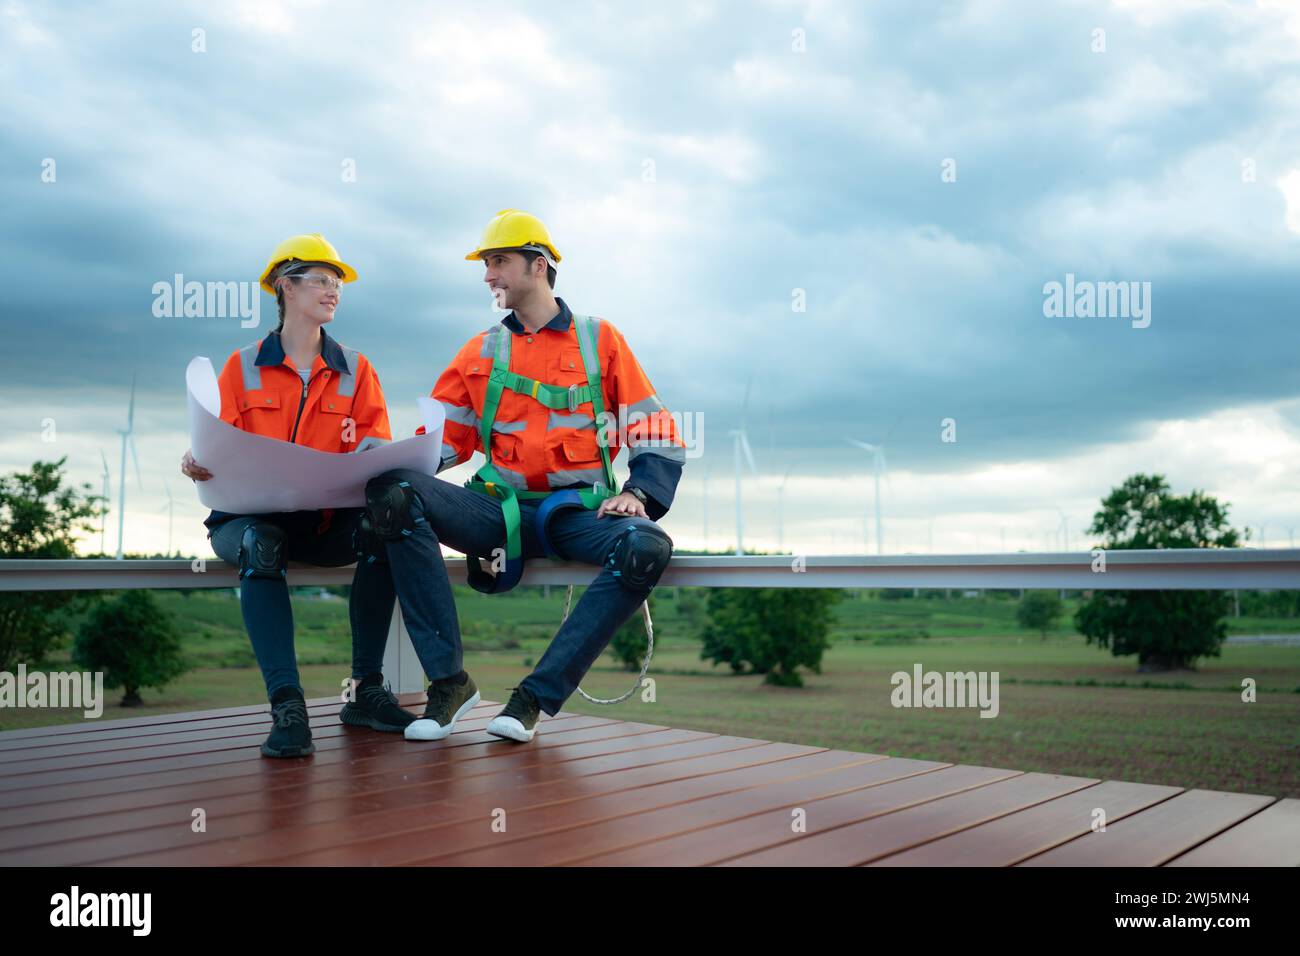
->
<box><xmin>607</xmin><ymin>524</ymin><xmax>673</xmax><ymax>593</ymax></box>
<box><xmin>238</xmin><ymin>523</ymin><xmax>287</xmax><ymax>579</ymax></box>
<box><xmin>352</xmin><ymin>513</ymin><xmax>388</xmax><ymax>565</ymax></box>
<box><xmin>365</xmin><ymin>479</ymin><xmax>418</xmax><ymax>540</ymax></box>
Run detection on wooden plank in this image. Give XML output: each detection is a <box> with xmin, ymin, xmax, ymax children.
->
<box><xmin>1164</xmin><ymin>798</ymin><xmax>1300</xmax><ymax>867</ymax></box>
<box><xmin>394</xmin><ymin>750</ymin><xmax>918</xmax><ymax>867</ymax></box>
<box><xmin>869</xmin><ymin>780</ymin><xmax>1182</xmax><ymax>866</ymax></box>
<box><xmin>1017</xmin><ymin>789</ymin><xmax>1277</xmax><ymax>867</ymax></box>
<box><xmin>92</xmin><ymin>740</ymin><xmax>825</xmax><ymax>866</ymax></box>
<box><xmin>719</xmin><ymin>771</ymin><xmax>1097</xmax><ymax>866</ymax></box>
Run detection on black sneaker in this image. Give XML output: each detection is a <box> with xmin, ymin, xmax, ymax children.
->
<box><xmin>340</xmin><ymin>673</ymin><xmax>417</xmax><ymax>733</ymax></box>
<box><xmin>405</xmin><ymin>671</ymin><xmax>481</xmax><ymax>741</ymax></box>
<box><xmin>486</xmin><ymin>685</ymin><xmax>541</xmax><ymax>742</ymax></box>
<box><xmin>261</xmin><ymin>686</ymin><xmax>315</xmax><ymax>758</ymax></box>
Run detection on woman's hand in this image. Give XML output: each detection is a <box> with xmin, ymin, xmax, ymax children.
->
<box><xmin>181</xmin><ymin>449</ymin><xmax>212</xmax><ymax>481</ymax></box>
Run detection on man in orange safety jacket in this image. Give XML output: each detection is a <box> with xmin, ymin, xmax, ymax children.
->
<box><xmin>364</xmin><ymin>209</ymin><xmax>686</xmax><ymax>744</ymax></box>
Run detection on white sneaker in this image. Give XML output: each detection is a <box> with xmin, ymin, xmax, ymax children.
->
<box><xmin>404</xmin><ymin>677</ymin><xmax>480</xmax><ymax>741</ymax></box>
<box><xmin>485</xmin><ymin>686</ymin><xmax>541</xmax><ymax>742</ymax></box>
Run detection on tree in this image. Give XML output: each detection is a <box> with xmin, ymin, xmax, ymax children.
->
<box><xmin>700</xmin><ymin>588</ymin><xmax>842</xmax><ymax>686</ymax></box>
<box><xmin>1074</xmin><ymin>473</ymin><xmax>1240</xmax><ymax>672</ymax></box>
<box><xmin>609</xmin><ymin>595</ymin><xmax>654</xmax><ymax>672</ymax></box>
<box><xmin>1017</xmin><ymin>590</ymin><xmax>1063</xmax><ymax>639</ymax></box>
<box><xmin>675</xmin><ymin>589</ymin><xmax>706</xmax><ymax>632</ymax></box>
<box><xmin>73</xmin><ymin>591</ymin><xmax>190</xmax><ymax>706</ymax></box>
<box><xmin>0</xmin><ymin>458</ymin><xmax>102</xmax><ymax>670</ymax></box>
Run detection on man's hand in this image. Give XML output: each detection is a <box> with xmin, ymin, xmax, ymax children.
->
<box><xmin>596</xmin><ymin>491</ymin><xmax>646</xmax><ymax>519</ymax></box>
<box><xmin>181</xmin><ymin>449</ymin><xmax>212</xmax><ymax>482</ymax></box>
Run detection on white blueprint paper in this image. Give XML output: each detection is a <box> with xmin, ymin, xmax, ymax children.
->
<box><xmin>186</xmin><ymin>356</ymin><xmax>445</xmax><ymax>513</ymax></box>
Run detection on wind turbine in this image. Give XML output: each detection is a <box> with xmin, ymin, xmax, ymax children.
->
<box><xmin>159</xmin><ymin>477</ymin><xmax>175</xmax><ymax>557</ymax></box>
<box><xmin>776</xmin><ymin>462</ymin><xmax>795</xmax><ymax>553</ymax></box>
<box><xmin>99</xmin><ymin>450</ymin><xmax>111</xmax><ymax>556</ymax></box>
<box><xmin>729</xmin><ymin>379</ymin><xmax>759</xmax><ymax>556</ymax></box>
<box><xmin>1053</xmin><ymin>509</ymin><xmax>1071</xmax><ymax>599</ymax></box>
<box><xmin>114</xmin><ymin>375</ymin><xmax>144</xmax><ymax>560</ymax></box>
<box><xmin>847</xmin><ymin>438</ymin><xmax>887</xmax><ymax>554</ymax></box>
<box><xmin>701</xmin><ymin>458</ymin><xmax>711</xmax><ymax>552</ymax></box>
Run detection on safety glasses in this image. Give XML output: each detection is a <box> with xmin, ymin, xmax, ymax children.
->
<box><xmin>290</xmin><ymin>273</ymin><xmax>344</xmax><ymax>292</ymax></box>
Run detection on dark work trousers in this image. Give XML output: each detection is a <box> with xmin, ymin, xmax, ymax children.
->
<box><xmin>209</xmin><ymin>508</ymin><xmax>396</xmax><ymax>699</ymax></box>
<box><xmin>368</xmin><ymin>469</ymin><xmax>670</xmax><ymax>716</ymax></box>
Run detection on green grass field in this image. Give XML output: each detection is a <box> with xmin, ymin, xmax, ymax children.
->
<box><xmin>5</xmin><ymin>587</ymin><xmax>1298</xmax><ymax>798</ymax></box>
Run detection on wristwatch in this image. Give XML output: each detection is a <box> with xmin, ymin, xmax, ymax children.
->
<box><xmin>624</xmin><ymin>485</ymin><xmax>649</xmax><ymax>506</ymax></box>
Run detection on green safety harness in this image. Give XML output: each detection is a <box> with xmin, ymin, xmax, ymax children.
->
<box><xmin>463</xmin><ymin>314</ymin><xmax>618</xmax><ymax>594</ymax></box>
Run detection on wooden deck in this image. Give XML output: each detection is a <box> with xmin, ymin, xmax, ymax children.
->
<box><xmin>0</xmin><ymin>695</ymin><xmax>1295</xmax><ymax>867</ymax></box>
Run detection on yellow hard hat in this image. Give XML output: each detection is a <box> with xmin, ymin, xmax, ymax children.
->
<box><xmin>465</xmin><ymin>209</ymin><xmax>562</xmax><ymax>265</ymax></box>
<box><xmin>259</xmin><ymin>233</ymin><xmax>358</xmax><ymax>295</ymax></box>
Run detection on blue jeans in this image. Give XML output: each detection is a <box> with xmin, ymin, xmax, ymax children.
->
<box><xmin>208</xmin><ymin>508</ymin><xmax>396</xmax><ymax>699</ymax></box>
<box><xmin>367</xmin><ymin>469</ymin><xmax>672</xmax><ymax>716</ymax></box>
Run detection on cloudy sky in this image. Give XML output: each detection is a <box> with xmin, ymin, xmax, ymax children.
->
<box><xmin>2</xmin><ymin>0</ymin><xmax>1299</xmax><ymax>558</ymax></box>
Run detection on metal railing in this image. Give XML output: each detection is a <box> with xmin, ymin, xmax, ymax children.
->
<box><xmin>3</xmin><ymin>549</ymin><xmax>1297</xmax><ymax>692</ymax></box>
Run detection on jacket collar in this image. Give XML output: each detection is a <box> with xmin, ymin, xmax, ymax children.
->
<box><xmin>502</xmin><ymin>297</ymin><xmax>572</xmax><ymax>334</ymax></box>
<box><xmin>255</xmin><ymin>328</ymin><xmax>350</xmax><ymax>374</ymax></box>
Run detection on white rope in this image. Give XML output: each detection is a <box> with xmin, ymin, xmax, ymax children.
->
<box><xmin>564</xmin><ymin>585</ymin><xmax>654</xmax><ymax>705</ymax></box>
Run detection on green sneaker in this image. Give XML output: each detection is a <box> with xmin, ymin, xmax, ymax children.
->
<box><xmin>339</xmin><ymin>673</ymin><xmax>417</xmax><ymax>733</ymax></box>
<box><xmin>405</xmin><ymin>671</ymin><xmax>480</xmax><ymax>741</ymax></box>
<box><xmin>486</xmin><ymin>685</ymin><xmax>541</xmax><ymax>742</ymax></box>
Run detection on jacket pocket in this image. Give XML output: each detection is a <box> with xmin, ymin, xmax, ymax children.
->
<box><xmin>240</xmin><ymin>391</ymin><xmax>282</xmax><ymax>413</ymax></box>
<box><xmin>562</xmin><ymin>434</ymin><xmax>601</xmax><ymax>465</ymax></box>
<box><xmin>319</xmin><ymin>393</ymin><xmax>354</xmax><ymax>417</ymax></box>
<box><xmin>555</xmin><ymin>347</ymin><xmax>589</xmax><ymax>386</ymax></box>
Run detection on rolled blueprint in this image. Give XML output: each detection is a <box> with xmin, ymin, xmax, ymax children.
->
<box><xmin>186</xmin><ymin>356</ymin><xmax>445</xmax><ymax>513</ymax></box>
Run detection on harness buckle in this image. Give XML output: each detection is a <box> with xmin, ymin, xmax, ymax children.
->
<box><xmin>567</xmin><ymin>383</ymin><xmax>579</xmax><ymax>413</ymax></box>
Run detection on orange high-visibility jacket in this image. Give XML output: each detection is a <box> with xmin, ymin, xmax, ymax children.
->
<box><xmin>216</xmin><ymin>329</ymin><xmax>392</xmax><ymax>452</ymax></box>
<box><xmin>424</xmin><ymin>298</ymin><xmax>686</xmax><ymax>519</ymax></box>
<box><xmin>204</xmin><ymin>329</ymin><xmax>392</xmax><ymax>531</ymax></box>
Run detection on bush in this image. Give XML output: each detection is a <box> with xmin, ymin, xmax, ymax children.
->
<box><xmin>675</xmin><ymin>589</ymin><xmax>706</xmax><ymax>632</ymax></box>
<box><xmin>609</xmin><ymin>596</ymin><xmax>654</xmax><ymax>671</ymax></box>
<box><xmin>871</xmin><ymin>628</ymin><xmax>930</xmax><ymax>645</ymax></box>
<box><xmin>73</xmin><ymin>591</ymin><xmax>190</xmax><ymax>706</ymax></box>
<box><xmin>700</xmin><ymin>588</ymin><xmax>843</xmax><ymax>686</ymax></box>
<box><xmin>1017</xmin><ymin>590</ymin><xmax>1064</xmax><ymax>639</ymax></box>
<box><xmin>1237</xmin><ymin>590</ymin><xmax>1300</xmax><ymax>618</ymax></box>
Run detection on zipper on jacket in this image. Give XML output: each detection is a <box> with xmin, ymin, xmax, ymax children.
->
<box><xmin>289</xmin><ymin>373</ymin><xmax>313</xmax><ymax>444</ymax></box>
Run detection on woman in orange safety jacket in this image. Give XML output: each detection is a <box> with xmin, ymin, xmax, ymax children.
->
<box><xmin>179</xmin><ymin>234</ymin><xmax>414</xmax><ymax>758</ymax></box>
